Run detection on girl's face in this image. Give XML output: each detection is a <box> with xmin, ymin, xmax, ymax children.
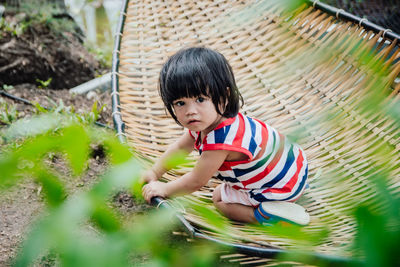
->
<box><xmin>172</xmin><ymin>95</ymin><xmax>224</xmax><ymax>135</ymax></box>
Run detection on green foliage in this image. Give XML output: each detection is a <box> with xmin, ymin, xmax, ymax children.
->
<box><xmin>36</xmin><ymin>78</ymin><xmax>53</xmax><ymax>89</ymax></box>
<box><xmin>0</xmin><ymin>114</ymin><xmax>222</xmax><ymax>266</ymax></box>
<box><xmin>0</xmin><ymin>99</ymin><xmax>19</xmax><ymax>125</ymax></box>
<box><xmin>186</xmin><ymin>200</ymin><xmax>231</xmax><ymax>232</ymax></box>
<box><xmin>88</xmin><ymin>101</ymin><xmax>106</xmax><ymax>124</ymax></box>
<box><xmin>0</xmin><ymin>116</ymin><xmax>90</xmax><ymax>191</ymax></box>
<box><xmin>0</xmin><ymin>15</ymin><xmax>30</xmax><ymax>36</ymax></box>
<box><xmin>352</xmin><ymin>173</ymin><xmax>400</xmax><ymax>267</ymax></box>
<box><xmin>33</xmin><ymin>102</ymin><xmax>48</xmax><ymax>113</ymax></box>
<box><xmin>2</xmin><ymin>84</ymin><xmax>14</xmax><ymax>91</ymax></box>
<box><xmin>22</xmin><ymin>2</ymin><xmax>77</xmax><ymax>35</ymax></box>
<box><xmin>164</xmin><ymin>149</ymin><xmax>192</xmax><ymax>170</ymax></box>
<box><xmin>0</xmin><ymin>1</ymin><xmax>78</xmax><ymax>37</ymax></box>
<box><xmin>30</xmin><ymin>98</ymin><xmax>106</xmax><ymax>127</ymax></box>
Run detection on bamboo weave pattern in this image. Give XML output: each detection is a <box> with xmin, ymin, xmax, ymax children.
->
<box><xmin>115</xmin><ymin>0</ymin><xmax>400</xmax><ymax>261</ymax></box>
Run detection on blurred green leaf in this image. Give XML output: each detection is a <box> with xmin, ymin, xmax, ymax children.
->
<box><xmin>36</xmin><ymin>167</ymin><xmax>66</xmax><ymax>207</ymax></box>
<box><xmin>90</xmin><ymin>203</ymin><xmax>121</xmax><ymax>233</ymax></box>
<box><xmin>127</xmin><ymin>208</ymin><xmax>179</xmax><ymax>253</ymax></box>
<box><xmin>355</xmin><ymin>205</ymin><xmax>400</xmax><ymax>267</ymax></box>
<box><xmin>255</xmin><ymin>220</ymin><xmax>330</xmax><ymax>248</ymax></box>
<box><xmin>164</xmin><ymin>150</ymin><xmax>191</xmax><ymax>169</ymax></box>
<box><xmin>101</xmin><ymin>136</ymin><xmax>134</xmax><ymax>165</ymax></box>
<box><xmin>91</xmin><ymin>158</ymin><xmax>142</xmax><ymax>197</ymax></box>
<box><xmin>131</xmin><ymin>177</ymin><xmax>145</xmax><ymax>201</ymax></box>
<box><xmin>2</xmin><ymin>113</ymin><xmax>67</xmax><ymax>140</ymax></box>
<box><xmin>188</xmin><ymin>201</ymin><xmax>230</xmax><ymax>232</ymax></box>
<box><xmin>59</xmin><ymin>125</ymin><xmax>90</xmax><ymax>176</ymax></box>
<box><xmin>0</xmin><ymin>153</ymin><xmax>22</xmax><ymax>189</ymax></box>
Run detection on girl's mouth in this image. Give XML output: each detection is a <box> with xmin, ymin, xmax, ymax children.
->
<box><xmin>188</xmin><ymin>120</ymin><xmax>200</xmax><ymax>125</ymax></box>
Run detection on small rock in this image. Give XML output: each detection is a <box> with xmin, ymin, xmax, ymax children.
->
<box><xmin>86</xmin><ymin>91</ymin><xmax>98</xmax><ymax>100</ymax></box>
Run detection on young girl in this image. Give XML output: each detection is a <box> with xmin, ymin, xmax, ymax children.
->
<box><xmin>142</xmin><ymin>47</ymin><xmax>310</xmax><ymax>225</ymax></box>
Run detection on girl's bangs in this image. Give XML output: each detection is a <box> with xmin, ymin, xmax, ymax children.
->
<box><xmin>165</xmin><ymin>71</ymin><xmax>209</xmax><ymax>103</ymax></box>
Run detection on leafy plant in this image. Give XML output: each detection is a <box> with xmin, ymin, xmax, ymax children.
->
<box><xmin>86</xmin><ymin>101</ymin><xmax>106</xmax><ymax>124</ymax></box>
<box><xmin>30</xmin><ymin>97</ymin><xmax>107</xmax><ymax>128</ymax></box>
<box><xmin>36</xmin><ymin>78</ymin><xmax>53</xmax><ymax>89</ymax></box>
<box><xmin>0</xmin><ymin>100</ymin><xmax>19</xmax><ymax>125</ymax></box>
<box><xmin>2</xmin><ymin>84</ymin><xmax>14</xmax><ymax>90</ymax></box>
<box><xmin>0</xmin><ymin>15</ymin><xmax>30</xmax><ymax>36</ymax></box>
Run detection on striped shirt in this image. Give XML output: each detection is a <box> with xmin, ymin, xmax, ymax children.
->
<box><xmin>189</xmin><ymin>113</ymin><xmax>308</xmax><ymax>202</ymax></box>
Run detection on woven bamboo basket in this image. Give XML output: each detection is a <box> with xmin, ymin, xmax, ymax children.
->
<box><xmin>111</xmin><ymin>0</ymin><xmax>400</xmax><ymax>264</ymax></box>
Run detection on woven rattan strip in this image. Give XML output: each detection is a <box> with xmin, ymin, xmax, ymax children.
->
<box><xmin>116</xmin><ymin>0</ymin><xmax>400</xmax><ymax>259</ymax></box>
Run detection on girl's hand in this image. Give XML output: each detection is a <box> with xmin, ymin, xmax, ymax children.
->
<box><xmin>142</xmin><ymin>181</ymin><xmax>168</xmax><ymax>203</ymax></box>
<box><xmin>141</xmin><ymin>169</ymin><xmax>159</xmax><ymax>184</ymax></box>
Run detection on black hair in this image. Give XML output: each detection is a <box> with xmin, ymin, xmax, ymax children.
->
<box><xmin>159</xmin><ymin>47</ymin><xmax>243</xmax><ymax>124</ymax></box>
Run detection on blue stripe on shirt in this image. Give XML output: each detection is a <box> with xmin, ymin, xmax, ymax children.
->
<box><xmin>281</xmin><ymin>165</ymin><xmax>308</xmax><ymax>201</ymax></box>
<box><xmin>260</xmin><ymin>144</ymin><xmax>295</xmax><ymax>188</ymax></box>
<box><xmin>217</xmin><ymin>174</ymin><xmax>240</xmax><ymax>183</ymax></box>
<box><xmin>232</xmin><ymin>131</ymin><xmax>277</xmax><ymax>177</ymax></box>
<box><xmin>215</xmin><ymin>125</ymin><xmax>231</xmax><ymax>144</ymax></box>
<box><xmin>247</xmin><ymin>118</ymin><xmax>258</xmax><ymax>155</ymax></box>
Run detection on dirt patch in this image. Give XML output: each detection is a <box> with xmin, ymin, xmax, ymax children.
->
<box><xmin>0</xmin><ymin>180</ymin><xmax>43</xmax><ymax>266</ymax></box>
<box><xmin>0</xmin><ymin>12</ymin><xmax>102</xmax><ymax>89</ymax></box>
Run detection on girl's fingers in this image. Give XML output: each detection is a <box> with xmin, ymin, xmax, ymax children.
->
<box><xmin>142</xmin><ymin>184</ymin><xmax>150</xmax><ymax>202</ymax></box>
<box><xmin>142</xmin><ymin>182</ymin><xmax>163</xmax><ymax>203</ymax></box>
<box><xmin>146</xmin><ymin>191</ymin><xmax>154</xmax><ymax>203</ymax></box>
<box><xmin>142</xmin><ymin>185</ymin><xmax>154</xmax><ymax>203</ymax></box>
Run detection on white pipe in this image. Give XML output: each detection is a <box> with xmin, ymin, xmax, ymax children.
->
<box><xmin>69</xmin><ymin>72</ymin><xmax>111</xmax><ymax>94</ymax></box>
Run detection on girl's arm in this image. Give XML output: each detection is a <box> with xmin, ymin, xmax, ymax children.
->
<box><xmin>142</xmin><ymin>131</ymin><xmax>195</xmax><ymax>183</ymax></box>
<box><xmin>142</xmin><ymin>149</ymin><xmax>229</xmax><ymax>202</ymax></box>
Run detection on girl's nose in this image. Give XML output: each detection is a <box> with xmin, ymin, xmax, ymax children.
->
<box><xmin>185</xmin><ymin>102</ymin><xmax>197</xmax><ymax>115</ymax></box>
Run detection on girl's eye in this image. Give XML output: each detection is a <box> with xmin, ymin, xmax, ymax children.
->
<box><xmin>196</xmin><ymin>97</ymin><xmax>205</xmax><ymax>103</ymax></box>
<box><xmin>174</xmin><ymin>101</ymin><xmax>185</xmax><ymax>107</ymax></box>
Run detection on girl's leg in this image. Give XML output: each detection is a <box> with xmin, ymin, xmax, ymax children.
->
<box><xmin>212</xmin><ymin>185</ymin><xmax>258</xmax><ymax>223</ymax></box>
<box><xmin>212</xmin><ymin>185</ymin><xmax>309</xmax><ymax>225</ymax></box>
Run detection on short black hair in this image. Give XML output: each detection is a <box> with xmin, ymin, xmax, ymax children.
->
<box><xmin>159</xmin><ymin>47</ymin><xmax>243</xmax><ymax>124</ymax></box>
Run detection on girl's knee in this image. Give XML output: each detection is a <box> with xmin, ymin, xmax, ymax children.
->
<box><xmin>212</xmin><ymin>184</ymin><xmax>222</xmax><ymax>205</ymax></box>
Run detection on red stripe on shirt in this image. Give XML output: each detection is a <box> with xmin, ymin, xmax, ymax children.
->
<box><xmin>252</xmin><ymin>123</ymin><xmax>268</xmax><ymax>161</ymax></box>
<box><xmin>232</xmin><ymin>113</ymin><xmax>245</xmax><ymax>148</ymax></box>
<box><xmin>262</xmin><ymin>149</ymin><xmax>304</xmax><ymax>194</ymax></box>
<box><xmin>188</xmin><ymin>130</ymin><xmax>195</xmax><ymax>139</ymax></box>
<box><xmin>241</xmin><ymin>133</ymin><xmax>285</xmax><ymax>187</ymax></box>
<box><xmin>215</xmin><ymin>116</ymin><xmax>236</xmax><ymax>130</ymax></box>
